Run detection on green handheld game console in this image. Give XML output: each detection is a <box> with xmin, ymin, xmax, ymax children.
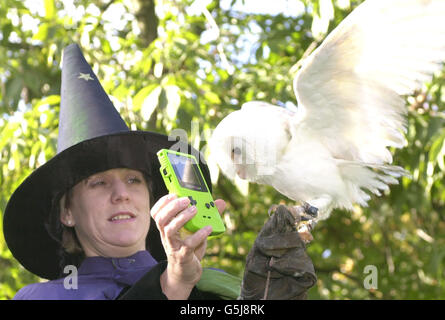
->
<box><xmin>157</xmin><ymin>149</ymin><xmax>226</xmax><ymax>236</ymax></box>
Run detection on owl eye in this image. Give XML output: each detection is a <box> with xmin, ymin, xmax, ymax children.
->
<box><xmin>232</xmin><ymin>147</ymin><xmax>241</xmax><ymax>156</ymax></box>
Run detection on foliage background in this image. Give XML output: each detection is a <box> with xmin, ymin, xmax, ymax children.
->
<box><xmin>1</xmin><ymin>0</ymin><xmax>444</xmax><ymax>299</ymax></box>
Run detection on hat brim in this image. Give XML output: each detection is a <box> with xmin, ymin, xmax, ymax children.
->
<box><xmin>3</xmin><ymin>131</ymin><xmax>212</xmax><ymax>280</ymax></box>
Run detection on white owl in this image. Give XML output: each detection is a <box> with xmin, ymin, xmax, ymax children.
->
<box><xmin>209</xmin><ymin>0</ymin><xmax>445</xmax><ymax>225</ymax></box>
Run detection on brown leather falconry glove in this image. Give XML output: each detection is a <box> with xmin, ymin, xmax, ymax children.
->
<box><xmin>239</xmin><ymin>205</ymin><xmax>317</xmax><ymax>300</ymax></box>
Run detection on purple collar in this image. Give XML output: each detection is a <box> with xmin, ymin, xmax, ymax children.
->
<box><xmin>78</xmin><ymin>250</ymin><xmax>158</xmax><ymax>275</ymax></box>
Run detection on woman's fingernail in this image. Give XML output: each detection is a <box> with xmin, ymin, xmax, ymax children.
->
<box><xmin>181</xmin><ymin>197</ymin><xmax>190</xmax><ymax>205</ymax></box>
<box><xmin>189</xmin><ymin>205</ymin><xmax>197</xmax><ymax>213</ymax></box>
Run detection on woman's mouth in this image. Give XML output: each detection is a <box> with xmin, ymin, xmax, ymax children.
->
<box><xmin>109</xmin><ymin>212</ymin><xmax>136</xmax><ymax>223</ymax></box>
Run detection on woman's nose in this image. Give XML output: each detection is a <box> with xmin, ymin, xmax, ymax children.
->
<box><xmin>111</xmin><ymin>180</ymin><xmax>130</xmax><ymax>203</ymax></box>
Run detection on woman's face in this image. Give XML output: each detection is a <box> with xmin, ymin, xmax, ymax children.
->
<box><xmin>60</xmin><ymin>168</ymin><xmax>151</xmax><ymax>258</ymax></box>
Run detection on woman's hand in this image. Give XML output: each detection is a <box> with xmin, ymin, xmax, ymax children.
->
<box><xmin>150</xmin><ymin>193</ymin><xmax>226</xmax><ymax>300</ymax></box>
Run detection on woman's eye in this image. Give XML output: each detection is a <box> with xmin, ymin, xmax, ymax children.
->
<box><xmin>87</xmin><ymin>177</ymin><xmax>106</xmax><ymax>187</ymax></box>
<box><xmin>128</xmin><ymin>177</ymin><xmax>142</xmax><ymax>184</ymax></box>
<box><xmin>91</xmin><ymin>180</ymin><xmax>105</xmax><ymax>187</ymax></box>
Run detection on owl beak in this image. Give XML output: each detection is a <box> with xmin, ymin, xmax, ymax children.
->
<box><xmin>236</xmin><ymin>168</ymin><xmax>247</xmax><ymax>179</ymax></box>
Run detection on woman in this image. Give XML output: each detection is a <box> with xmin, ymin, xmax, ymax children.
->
<box><xmin>3</xmin><ymin>44</ymin><xmax>235</xmax><ymax>300</ymax></box>
<box><xmin>57</xmin><ymin>167</ymin><xmax>225</xmax><ymax>300</ymax></box>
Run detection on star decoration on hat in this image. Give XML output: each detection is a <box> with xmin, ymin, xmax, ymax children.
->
<box><xmin>78</xmin><ymin>72</ymin><xmax>94</xmax><ymax>81</ymax></box>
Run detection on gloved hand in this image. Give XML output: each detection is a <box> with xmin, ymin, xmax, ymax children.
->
<box><xmin>239</xmin><ymin>205</ymin><xmax>317</xmax><ymax>300</ymax></box>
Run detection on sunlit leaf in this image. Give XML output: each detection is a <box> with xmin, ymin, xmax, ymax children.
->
<box><xmin>429</xmin><ymin>130</ymin><xmax>445</xmax><ymax>170</ymax></box>
<box><xmin>140</xmin><ymin>86</ymin><xmax>162</xmax><ymax>121</ymax></box>
<box><xmin>44</xmin><ymin>0</ymin><xmax>55</xmax><ymax>18</ymax></box>
<box><xmin>32</xmin><ymin>23</ymin><xmax>49</xmax><ymax>41</ymax></box>
<box><xmin>164</xmin><ymin>85</ymin><xmax>181</xmax><ymax>120</ymax></box>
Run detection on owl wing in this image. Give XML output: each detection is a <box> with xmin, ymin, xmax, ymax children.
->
<box><xmin>294</xmin><ymin>0</ymin><xmax>445</xmax><ymax>164</ymax></box>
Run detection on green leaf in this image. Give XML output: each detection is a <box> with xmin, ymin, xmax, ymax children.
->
<box><xmin>429</xmin><ymin>130</ymin><xmax>445</xmax><ymax>170</ymax></box>
<box><xmin>133</xmin><ymin>84</ymin><xmax>158</xmax><ymax>113</ymax></box>
<box><xmin>32</xmin><ymin>23</ymin><xmax>49</xmax><ymax>41</ymax></box>
<box><xmin>101</xmin><ymin>39</ymin><xmax>112</xmax><ymax>55</ymax></box>
<box><xmin>35</xmin><ymin>95</ymin><xmax>60</xmax><ymax>109</ymax></box>
<box><xmin>0</xmin><ymin>122</ymin><xmax>20</xmax><ymax>152</ymax></box>
<box><xmin>204</xmin><ymin>91</ymin><xmax>221</xmax><ymax>105</ymax></box>
<box><xmin>164</xmin><ymin>85</ymin><xmax>181</xmax><ymax>120</ymax></box>
<box><xmin>44</xmin><ymin>0</ymin><xmax>55</xmax><ymax>19</ymax></box>
<box><xmin>139</xmin><ymin>86</ymin><xmax>162</xmax><ymax>121</ymax></box>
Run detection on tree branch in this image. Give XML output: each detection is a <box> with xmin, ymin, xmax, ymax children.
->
<box><xmin>135</xmin><ymin>0</ymin><xmax>158</xmax><ymax>47</ymax></box>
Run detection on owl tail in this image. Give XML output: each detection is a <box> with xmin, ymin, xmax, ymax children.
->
<box><xmin>336</xmin><ymin>160</ymin><xmax>411</xmax><ymax>208</ymax></box>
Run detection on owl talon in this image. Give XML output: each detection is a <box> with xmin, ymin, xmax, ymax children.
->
<box><xmin>295</xmin><ymin>219</ymin><xmax>316</xmax><ymax>244</ymax></box>
<box><xmin>269</xmin><ymin>204</ymin><xmax>317</xmax><ymax>244</ymax></box>
<box><xmin>292</xmin><ymin>204</ymin><xmax>315</xmax><ymax>221</ymax></box>
<box><xmin>297</xmin><ymin>219</ymin><xmax>316</xmax><ymax>232</ymax></box>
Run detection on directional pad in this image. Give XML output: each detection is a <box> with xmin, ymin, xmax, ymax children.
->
<box><xmin>188</xmin><ymin>196</ymin><xmax>197</xmax><ymax>206</ymax></box>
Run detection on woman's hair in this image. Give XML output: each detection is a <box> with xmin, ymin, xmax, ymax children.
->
<box><xmin>60</xmin><ymin>189</ymin><xmax>83</xmax><ymax>255</ymax></box>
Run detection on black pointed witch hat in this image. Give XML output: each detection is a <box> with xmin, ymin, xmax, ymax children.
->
<box><xmin>2</xmin><ymin>44</ymin><xmax>212</xmax><ymax>280</ymax></box>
